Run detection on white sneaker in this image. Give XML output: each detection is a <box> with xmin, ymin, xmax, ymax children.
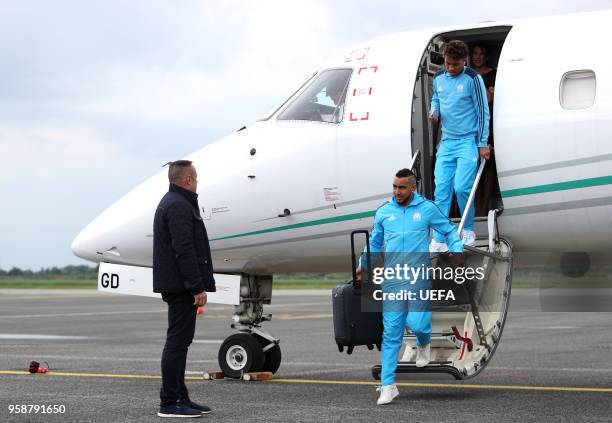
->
<box><xmin>376</xmin><ymin>384</ymin><xmax>399</xmax><ymax>405</ymax></box>
<box><xmin>429</xmin><ymin>239</ymin><xmax>449</xmax><ymax>253</ymax></box>
<box><xmin>416</xmin><ymin>343</ymin><xmax>431</xmax><ymax>367</ymax></box>
<box><xmin>461</xmin><ymin>230</ymin><xmax>476</xmax><ymax>247</ymax></box>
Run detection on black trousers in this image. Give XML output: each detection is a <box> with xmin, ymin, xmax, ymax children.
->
<box><xmin>160</xmin><ymin>292</ymin><xmax>197</xmax><ymax>406</ymax></box>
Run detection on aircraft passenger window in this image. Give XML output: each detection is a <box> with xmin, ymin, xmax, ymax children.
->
<box><xmin>277</xmin><ymin>69</ymin><xmax>352</xmax><ymax>123</ymax></box>
<box><xmin>560</xmin><ymin>70</ymin><xmax>596</xmax><ymax>110</ymax></box>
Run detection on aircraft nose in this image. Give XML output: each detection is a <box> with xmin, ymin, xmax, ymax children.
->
<box><xmin>71</xmin><ymin>204</ymin><xmax>127</xmax><ymax>263</ymax></box>
<box><xmin>71</xmin><ymin>198</ymin><xmax>155</xmax><ymax>265</ymax></box>
<box><xmin>71</xmin><ymin>171</ymin><xmax>167</xmax><ymax>265</ymax></box>
<box><xmin>71</xmin><ymin>224</ymin><xmax>99</xmax><ymax>262</ymax></box>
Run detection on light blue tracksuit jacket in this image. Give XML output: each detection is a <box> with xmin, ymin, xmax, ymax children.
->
<box><xmin>360</xmin><ymin>193</ymin><xmax>462</xmax><ymax>386</ymax></box>
<box><xmin>430</xmin><ymin>67</ymin><xmax>490</xmax><ymax>240</ymax></box>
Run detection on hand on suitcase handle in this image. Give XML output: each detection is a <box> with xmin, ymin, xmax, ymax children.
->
<box><xmin>355</xmin><ymin>267</ymin><xmax>363</xmax><ymax>283</ymax></box>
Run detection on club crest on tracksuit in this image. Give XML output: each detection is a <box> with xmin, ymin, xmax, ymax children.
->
<box><xmin>413</xmin><ymin>212</ymin><xmax>421</xmax><ymax>222</ymax></box>
<box><xmin>388</xmin><ymin>215</ymin><xmax>396</xmax><ymax>221</ymax></box>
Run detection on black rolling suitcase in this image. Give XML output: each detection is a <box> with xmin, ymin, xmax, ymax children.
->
<box><xmin>332</xmin><ymin>230</ymin><xmax>382</xmax><ymax>354</ymax></box>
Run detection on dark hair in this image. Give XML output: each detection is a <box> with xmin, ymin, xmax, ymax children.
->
<box><xmin>472</xmin><ymin>43</ymin><xmax>488</xmax><ymax>56</ymax></box>
<box><xmin>395</xmin><ymin>168</ymin><xmax>415</xmax><ymax>179</ymax></box>
<box><xmin>165</xmin><ymin>160</ymin><xmax>193</xmax><ymax>181</ymax></box>
<box><xmin>444</xmin><ymin>40</ymin><xmax>468</xmax><ymax>60</ymax></box>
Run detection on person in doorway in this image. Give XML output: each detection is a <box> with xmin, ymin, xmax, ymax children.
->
<box><xmin>356</xmin><ymin>168</ymin><xmax>463</xmax><ymax>405</ymax></box>
<box><xmin>429</xmin><ymin>40</ymin><xmax>490</xmax><ymax>251</ymax></box>
<box><xmin>471</xmin><ymin>43</ymin><xmax>501</xmax><ymax>216</ymax></box>
<box><xmin>153</xmin><ymin>160</ymin><xmax>216</xmax><ymax>418</ymax></box>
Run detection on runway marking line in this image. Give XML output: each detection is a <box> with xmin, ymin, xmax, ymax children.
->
<box><xmin>0</xmin><ymin>370</ymin><xmax>162</xmax><ymax>380</ymax></box>
<box><xmin>269</xmin><ymin>378</ymin><xmax>612</xmax><ymax>393</ymax></box>
<box><xmin>0</xmin><ymin>312</ymin><xmax>332</xmax><ymax>321</ymax></box>
<box><xmin>1</xmin><ymin>371</ymin><xmax>612</xmax><ymax>393</ymax></box>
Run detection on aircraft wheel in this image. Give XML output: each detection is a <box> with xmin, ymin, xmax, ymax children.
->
<box><xmin>371</xmin><ymin>365</ymin><xmax>381</xmax><ymax>381</ymax></box>
<box><xmin>218</xmin><ymin>333</ymin><xmax>265</xmax><ymax>378</ymax></box>
<box><xmin>253</xmin><ymin>334</ymin><xmax>282</xmax><ymax>374</ymax></box>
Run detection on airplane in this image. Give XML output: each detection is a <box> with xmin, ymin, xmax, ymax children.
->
<box><xmin>72</xmin><ymin>9</ymin><xmax>612</xmax><ymax>380</ymax></box>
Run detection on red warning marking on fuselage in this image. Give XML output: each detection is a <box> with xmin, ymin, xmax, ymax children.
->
<box><xmin>352</xmin><ymin>87</ymin><xmax>373</xmax><ymax>96</ymax></box>
<box><xmin>357</xmin><ymin>65</ymin><xmax>379</xmax><ymax>75</ymax></box>
<box><xmin>344</xmin><ymin>47</ymin><xmax>370</xmax><ymax>62</ymax></box>
<box><xmin>349</xmin><ymin>112</ymin><xmax>370</xmax><ymax>121</ymax></box>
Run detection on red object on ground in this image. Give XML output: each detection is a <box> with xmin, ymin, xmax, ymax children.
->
<box><xmin>28</xmin><ymin>361</ymin><xmax>49</xmax><ymax>374</ymax></box>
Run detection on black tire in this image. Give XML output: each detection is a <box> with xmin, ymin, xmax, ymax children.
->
<box><xmin>371</xmin><ymin>365</ymin><xmax>381</xmax><ymax>380</ymax></box>
<box><xmin>253</xmin><ymin>334</ymin><xmax>282</xmax><ymax>374</ymax></box>
<box><xmin>218</xmin><ymin>333</ymin><xmax>265</xmax><ymax>379</ymax></box>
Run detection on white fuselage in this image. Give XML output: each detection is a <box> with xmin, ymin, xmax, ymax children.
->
<box><xmin>72</xmin><ymin>10</ymin><xmax>612</xmax><ymax>274</ymax></box>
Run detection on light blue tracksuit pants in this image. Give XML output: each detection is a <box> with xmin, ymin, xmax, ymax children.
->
<box><xmin>433</xmin><ymin>137</ymin><xmax>479</xmax><ymax>243</ymax></box>
<box><xmin>381</xmin><ymin>279</ymin><xmax>432</xmax><ymax>386</ymax></box>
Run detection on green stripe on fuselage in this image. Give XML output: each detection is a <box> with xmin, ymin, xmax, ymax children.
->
<box><xmin>212</xmin><ymin>175</ymin><xmax>612</xmax><ymax>242</ymax></box>
<box><xmin>501</xmin><ymin>175</ymin><xmax>612</xmax><ymax>198</ymax></box>
<box><xmin>210</xmin><ymin>210</ymin><xmax>376</xmax><ymax>241</ymax></box>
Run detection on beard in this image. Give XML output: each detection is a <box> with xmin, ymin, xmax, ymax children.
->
<box><xmin>396</xmin><ymin>192</ymin><xmax>414</xmax><ymax>206</ymax></box>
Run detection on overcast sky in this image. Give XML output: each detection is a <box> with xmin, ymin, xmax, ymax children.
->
<box><xmin>0</xmin><ymin>0</ymin><xmax>609</xmax><ymax>270</ymax></box>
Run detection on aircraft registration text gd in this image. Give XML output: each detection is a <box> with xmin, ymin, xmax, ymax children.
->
<box><xmin>100</xmin><ymin>273</ymin><xmax>119</xmax><ymax>289</ymax></box>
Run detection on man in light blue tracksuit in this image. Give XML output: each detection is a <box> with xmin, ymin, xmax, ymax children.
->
<box><xmin>357</xmin><ymin>169</ymin><xmax>463</xmax><ymax>405</ymax></box>
<box><xmin>429</xmin><ymin>40</ymin><xmax>490</xmax><ymax>251</ymax></box>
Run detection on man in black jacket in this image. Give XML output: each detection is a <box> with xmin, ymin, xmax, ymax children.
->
<box><xmin>153</xmin><ymin>160</ymin><xmax>216</xmax><ymax>418</ymax></box>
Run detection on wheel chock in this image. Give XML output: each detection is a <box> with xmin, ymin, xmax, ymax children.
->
<box><xmin>242</xmin><ymin>371</ymin><xmax>273</xmax><ymax>381</ymax></box>
<box><xmin>203</xmin><ymin>371</ymin><xmax>224</xmax><ymax>380</ymax></box>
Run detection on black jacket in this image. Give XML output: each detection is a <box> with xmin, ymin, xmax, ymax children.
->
<box><xmin>153</xmin><ymin>184</ymin><xmax>216</xmax><ymax>295</ymax></box>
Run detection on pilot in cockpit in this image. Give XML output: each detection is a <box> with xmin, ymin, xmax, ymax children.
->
<box><xmin>325</xmin><ymin>79</ymin><xmax>347</xmax><ymax>122</ymax></box>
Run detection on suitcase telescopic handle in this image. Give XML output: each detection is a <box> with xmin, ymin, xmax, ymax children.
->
<box><xmin>350</xmin><ymin>230</ymin><xmax>371</xmax><ymax>288</ymax></box>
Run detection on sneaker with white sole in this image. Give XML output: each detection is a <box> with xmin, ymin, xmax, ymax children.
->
<box><xmin>181</xmin><ymin>399</ymin><xmax>211</xmax><ymax>415</ymax></box>
<box><xmin>429</xmin><ymin>239</ymin><xmax>449</xmax><ymax>253</ymax></box>
<box><xmin>416</xmin><ymin>343</ymin><xmax>431</xmax><ymax>367</ymax></box>
<box><xmin>158</xmin><ymin>401</ymin><xmax>202</xmax><ymax>418</ymax></box>
<box><xmin>376</xmin><ymin>384</ymin><xmax>399</xmax><ymax>405</ymax></box>
<box><xmin>461</xmin><ymin>230</ymin><xmax>476</xmax><ymax>247</ymax></box>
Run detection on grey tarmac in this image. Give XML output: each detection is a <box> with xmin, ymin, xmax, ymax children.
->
<box><xmin>0</xmin><ymin>289</ymin><xmax>611</xmax><ymax>422</ymax></box>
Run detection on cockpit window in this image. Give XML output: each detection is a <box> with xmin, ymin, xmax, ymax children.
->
<box><xmin>277</xmin><ymin>68</ymin><xmax>352</xmax><ymax>124</ymax></box>
<box><xmin>258</xmin><ymin>72</ymin><xmax>317</xmax><ymax>122</ymax></box>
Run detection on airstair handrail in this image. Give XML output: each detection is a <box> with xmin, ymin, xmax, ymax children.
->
<box><xmin>408</xmin><ymin>149</ymin><xmax>420</xmax><ymax>173</ymax></box>
<box><xmin>457</xmin><ymin>159</ymin><xmax>486</xmax><ymax>235</ymax></box>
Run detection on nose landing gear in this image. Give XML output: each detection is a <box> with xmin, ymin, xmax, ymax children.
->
<box><xmin>216</xmin><ymin>275</ymin><xmax>281</xmax><ymax>378</ymax></box>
